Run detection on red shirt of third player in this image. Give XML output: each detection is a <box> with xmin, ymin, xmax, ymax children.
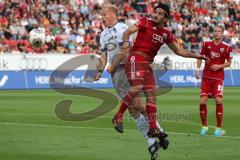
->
<box><xmin>200</xmin><ymin>41</ymin><xmax>232</xmax><ymax>81</ymax></box>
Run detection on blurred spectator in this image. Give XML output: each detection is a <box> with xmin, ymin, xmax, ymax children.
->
<box><xmin>160</xmin><ymin>56</ymin><xmax>173</xmax><ymax>70</ymax></box>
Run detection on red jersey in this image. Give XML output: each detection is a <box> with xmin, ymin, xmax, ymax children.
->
<box><xmin>200</xmin><ymin>41</ymin><xmax>232</xmax><ymax>81</ymax></box>
<box><xmin>131</xmin><ymin>17</ymin><xmax>175</xmax><ymax>62</ymax></box>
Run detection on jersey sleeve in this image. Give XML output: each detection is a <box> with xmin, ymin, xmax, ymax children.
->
<box><xmin>226</xmin><ymin>45</ymin><xmax>233</xmax><ymax>60</ymax></box>
<box><xmin>117</xmin><ymin>23</ymin><xmax>128</xmax><ymax>43</ymax></box>
<box><xmin>200</xmin><ymin>42</ymin><xmax>206</xmax><ymax>55</ymax></box>
<box><xmin>166</xmin><ymin>31</ymin><xmax>175</xmax><ymax>44</ymax></box>
<box><xmin>99</xmin><ymin>32</ymin><xmax>107</xmax><ymax>53</ymax></box>
<box><xmin>135</xmin><ymin>17</ymin><xmax>148</xmax><ymax>30</ymax></box>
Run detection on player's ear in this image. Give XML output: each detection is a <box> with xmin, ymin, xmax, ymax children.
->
<box><xmin>163</xmin><ymin>17</ymin><xmax>168</xmax><ymax>24</ymax></box>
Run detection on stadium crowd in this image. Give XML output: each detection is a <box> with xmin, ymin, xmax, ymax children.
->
<box><xmin>0</xmin><ymin>0</ymin><xmax>239</xmax><ymax>54</ymax></box>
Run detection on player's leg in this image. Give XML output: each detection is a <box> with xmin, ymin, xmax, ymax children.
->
<box><xmin>213</xmin><ymin>80</ymin><xmax>225</xmax><ymax>137</ymax></box>
<box><xmin>143</xmin><ymin>69</ymin><xmax>168</xmax><ymax>140</ymax></box>
<box><xmin>128</xmin><ymin>98</ymin><xmax>159</xmax><ymax>159</ymax></box>
<box><xmin>112</xmin><ymin>55</ymin><xmax>146</xmax><ymax>132</ymax></box>
<box><xmin>199</xmin><ymin>78</ymin><xmax>211</xmax><ymax>135</ymax></box>
<box><xmin>199</xmin><ymin>95</ymin><xmax>209</xmax><ymax>135</ymax></box>
<box><xmin>111</xmin><ymin>65</ymin><xmax>143</xmax><ymax>132</ymax></box>
<box><xmin>112</xmin><ymin>67</ymin><xmax>160</xmax><ymax>159</ymax></box>
<box><xmin>134</xmin><ymin>95</ymin><xmax>164</xmax><ymax>132</ymax></box>
<box><xmin>143</xmin><ymin>86</ymin><xmax>169</xmax><ymax>151</ymax></box>
<box><xmin>113</xmin><ymin>84</ymin><xmax>143</xmax><ymax>126</ymax></box>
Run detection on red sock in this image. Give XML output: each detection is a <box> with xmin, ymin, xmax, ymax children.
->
<box><xmin>216</xmin><ymin>103</ymin><xmax>223</xmax><ymax>128</ymax></box>
<box><xmin>116</xmin><ymin>94</ymin><xmax>133</xmax><ymax>119</ymax></box>
<box><xmin>200</xmin><ymin>104</ymin><xmax>207</xmax><ymax>126</ymax></box>
<box><xmin>146</xmin><ymin>103</ymin><xmax>157</xmax><ymax>129</ymax></box>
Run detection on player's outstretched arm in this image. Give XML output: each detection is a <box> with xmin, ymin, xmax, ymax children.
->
<box><xmin>108</xmin><ymin>25</ymin><xmax>139</xmax><ymax>73</ymax></box>
<box><xmin>94</xmin><ymin>53</ymin><xmax>107</xmax><ymax>81</ymax></box>
<box><xmin>167</xmin><ymin>42</ymin><xmax>208</xmax><ymax>60</ymax></box>
<box><xmin>196</xmin><ymin>59</ymin><xmax>202</xmax><ymax>79</ymax></box>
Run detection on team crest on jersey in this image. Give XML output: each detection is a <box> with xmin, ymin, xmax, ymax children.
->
<box><xmin>105</xmin><ymin>43</ymin><xmax>118</xmax><ymax>51</ymax></box>
<box><xmin>220</xmin><ymin>48</ymin><xmax>224</xmax><ymax>53</ymax></box>
<box><xmin>163</xmin><ymin>33</ymin><xmax>167</xmax><ymax>40</ymax></box>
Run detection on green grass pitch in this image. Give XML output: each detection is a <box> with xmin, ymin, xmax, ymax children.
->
<box><xmin>0</xmin><ymin>87</ymin><xmax>239</xmax><ymax>160</ymax></box>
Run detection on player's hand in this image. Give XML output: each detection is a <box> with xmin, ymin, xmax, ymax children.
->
<box><xmin>210</xmin><ymin>64</ymin><xmax>222</xmax><ymax>71</ymax></box>
<box><xmin>121</xmin><ymin>41</ymin><xmax>130</xmax><ymax>50</ymax></box>
<box><xmin>120</xmin><ymin>42</ymin><xmax>130</xmax><ymax>55</ymax></box>
<box><xmin>196</xmin><ymin>69</ymin><xmax>201</xmax><ymax>79</ymax></box>
<box><xmin>94</xmin><ymin>72</ymin><xmax>102</xmax><ymax>81</ymax></box>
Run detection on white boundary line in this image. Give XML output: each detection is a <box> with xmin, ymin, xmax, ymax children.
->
<box><xmin>0</xmin><ymin>121</ymin><xmax>239</xmax><ymax>139</ymax></box>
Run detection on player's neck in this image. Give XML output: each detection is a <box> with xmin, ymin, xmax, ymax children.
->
<box><xmin>155</xmin><ymin>22</ymin><xmax>164</xmax><ymax>28</ymax></box>
<box><xmin>213</xmin><ymin>38</ymin><xmax>222</xmax><ymax>45</ymax></box>
<box><xmin>108</xmin><ymin>20</ymin><xmax>118</xmax><ymax>28</ymax></box>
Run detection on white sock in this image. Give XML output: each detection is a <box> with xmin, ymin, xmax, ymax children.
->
<box><xmin>135</xmin><ymin>114</ymin><xmax>156</xmax><ymax>147</ymax></box>
<box><xmin>156</xmin><ymin>121</ymin><xmax>164</xmax><ymax>132</ymax></box>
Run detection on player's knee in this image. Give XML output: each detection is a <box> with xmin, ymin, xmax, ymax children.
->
<box><xmin>128</xmin><ymin>105</ymin><xmax>139</xmax><ymax>119</ymax></box>
<box><xmin>215</xmin><ymin>96</ymin><xmax>222</xmax><ymax>104</ymax></box>
<box><xmin>131</xmin><ymin>85</ymin><xmax>143</xmax><ymax>92</ymax></box>
<box><xmin>146</xmin><ymin>96</ymin><xmax>156</xmax><ymax>104</ymax></box>
<box><xmin>200</xmin><ymin>96</ymin><xmax>208</xmax><ymax>104</ymax></box>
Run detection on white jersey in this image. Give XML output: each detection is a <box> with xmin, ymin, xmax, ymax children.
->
<box><xmin>100</xmin><ymin>22</ymin><xmax>129</xmax><ymax>65</ymax></box>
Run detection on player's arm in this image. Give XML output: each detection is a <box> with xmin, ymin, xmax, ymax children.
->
<box><xmin>196</xmin><ymin>59</ymin><xmax>202</xmax><ymax>79</ymax></box>
<box><xmin>211</xmin><ymin>46</ymin><xmax>232</xmax><ymax>71</ymax></box>
<box><xmin>167</xmin><ymin>42</ymin><xmax>207</xmax><ymax>60</ymax></box>
<box><xmin>94</xmin><ymin>52</ymin><xmax>107</xmax><ymax>81</ymax></box>
<box><xmin>107</xmin><ymin>25</ymin><xmax>139</xmax><ymax>73</ymax></box>
<box><xmin>210</xmin><ymin>59</ymin><xmax>232</xmax><ymax>71</ymax></box>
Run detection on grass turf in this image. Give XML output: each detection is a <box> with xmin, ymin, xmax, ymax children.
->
<box><xmin>0</xmin><ymin>87</ymin><xmax>239</xmax><ymax>160</ymax></box>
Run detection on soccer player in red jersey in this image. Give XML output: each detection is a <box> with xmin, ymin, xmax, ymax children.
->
<box><xmin>196</xmin><ymin>25</ymin><xmax>232</xmax><ymax>137</ymax></box>
<box><xmin>108</xmin><ymin>3</ymin><xmax>207</xmax><ymax>141</ymax></box>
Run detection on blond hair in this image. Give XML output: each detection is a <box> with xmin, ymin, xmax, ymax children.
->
<box><xmin>215</xmin><ymin>25</ymin><xmax>225</xmax><ymax>33</ymax></box>
<box><xmin>101</xmin><ymin>3</ymin><xmax>117</xmax><ymax>14</ymax></box>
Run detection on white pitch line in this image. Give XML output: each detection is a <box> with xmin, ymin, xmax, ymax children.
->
<box><xmin>0</xmin><ymin>121</ymin><xmax>239</xmax><ymax>139</ymax></box>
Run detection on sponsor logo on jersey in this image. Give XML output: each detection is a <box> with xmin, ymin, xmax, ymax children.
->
<box><xmin>105</xmin><ymin>43</ymin><xmax>118</xmax><ymax>51</ymax></box>
<box><xmin>220</xmin><ymin>48</ymin><xmax>224</xmax><ymax>53</ymax></box>
<box><xmin>163</xmin><ymin>33</ymin><xmax>167</xmax><ymax>40</ymax></box>
<box><xmin>152</xmin><ymin>34</ymin><xmax>164</xmax><ymax>43</ymax></box>
<box><xmin>210</xmin><ymin>51</ymin><xmax>220</xmax><ymax>58</ymax></box>
<box><xmin>108</xmin><ymin>35</ymin><xmax>117</xmax><ymax>42</ymax></box>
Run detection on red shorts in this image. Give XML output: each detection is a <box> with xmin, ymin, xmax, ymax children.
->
<box><xmin>125</xmin><ymin>54</ymin><xmax>155</xmax><ymax>91</ymax></box>
<box><xmin>200</xmin><ymin>77</ymin><xmax>224</xmax><ymax>98</ymax></box>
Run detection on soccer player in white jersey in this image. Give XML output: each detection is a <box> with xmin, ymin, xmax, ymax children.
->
<box><xmin>93</xmin><ymin>3</ymin><xmax>166</xmax><ymax>160</ymax></box>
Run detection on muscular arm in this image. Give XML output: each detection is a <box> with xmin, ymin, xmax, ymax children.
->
<box><xmin>97</xmin><ymin>52</ymin><xmax>107</xmax><ymax>71</ymax></box>
<box><xmin>167</xmin><ymin>42</ymin><xmax>202</xmax><ymax>59</ymax></box>
<box><xmin>108</xmin><ymin>25</ymin><xmax>139</xmax><ymax>73</ymax></box>
<box><xmin>94</xmin><ymin>53</ymin><xmax>107</xmax><ymax>81</ymax></box>
<box><xmin>197</xmin><ymin>59</ymin><xmax>202</xmax><ymax>69</ymax></box>
<box><xmin>196</xmin><ymin>59</ymin><xmax>202</xmax><ymax>79</ymax></box>
<box><xmin>220</xmin><ymin>59</ymin><xmax>231</xmax><ymax>68</ymax></box>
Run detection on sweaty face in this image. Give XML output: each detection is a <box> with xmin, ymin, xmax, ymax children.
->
<box><xmin>152</xmin><ymin>8</ymin><xmax>168</xmax><ymax>24</ymax></box>
<box><xmin>214</xmin><ymin>27</ymin><xmax>223</xmax><ymax>40</ymax></box>
<box><xmin>101</xmin><ymin>8</ymin><xmax>114</xmax><ymax>27</ymax></box>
